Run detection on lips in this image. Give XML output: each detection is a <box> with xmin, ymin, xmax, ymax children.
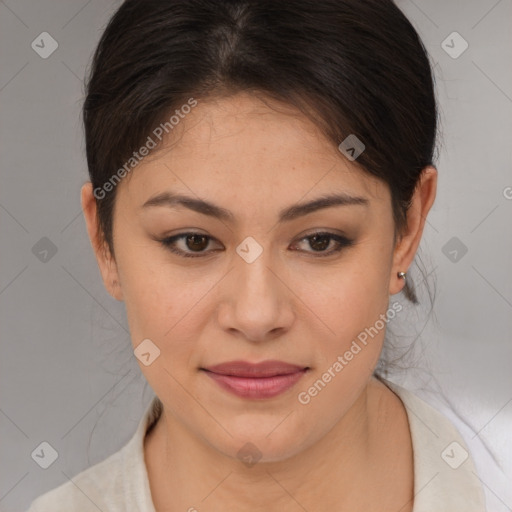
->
<box><xmin>203</xmin><ymin>360</ymin><xmax>308</xmax><ymax>378</ymax></box>
<box><xmin>201</xmin><ymin>360</ymin><xmax>309</xmax><ymax>399</ymax></box>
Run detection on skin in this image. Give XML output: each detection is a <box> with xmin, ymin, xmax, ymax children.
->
<box><xmin>81</xmin><ymin>92</ymin><xmax>437</xmax><ymax>511</ymax></box>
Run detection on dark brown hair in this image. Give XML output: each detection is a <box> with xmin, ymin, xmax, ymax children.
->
<box><xmin>83</xmin><ymin>0</ymin><xmax>439</xmax><ymax>303</ymax></box>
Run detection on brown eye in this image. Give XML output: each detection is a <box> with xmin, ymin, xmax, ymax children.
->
<box><xmin>308</xmin><ymin>234</ymin><xmax>331</xmax><ymax>251</ymax></box>
<box><xmin>185</xmin><ymin>234</ymin><xmax>209</xmax><ymax>252</ymax></box>
<box><xmin>291</xmin><ymin>232</ymin><xmax>354</xmax><ymax>257</ymax></box>
<box><xmin>160</xmin><ymin>231</ymin><xmax>353</xmax><ymax>259</ymax></box>
<box><xmin>160</xmin><ymin>232</ymin><xmax>222</xmax><ymax>258</ymax></box>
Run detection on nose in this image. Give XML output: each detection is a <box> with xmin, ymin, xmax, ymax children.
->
<box><xmin>216</xmin><ymin>247</ymin><xmax>295</xmax><ymax>343</ymax></box>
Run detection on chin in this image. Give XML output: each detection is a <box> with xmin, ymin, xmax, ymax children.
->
<box><xmin>212</xmin><ymin>422</ymin><xmax>311</xmax><ymax>466</ymax></box>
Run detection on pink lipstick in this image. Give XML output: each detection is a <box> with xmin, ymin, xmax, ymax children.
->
<box><xmin>201</xmin><ymin>360</ymin><xmax>309</xmax><ymax>399</ymax></box>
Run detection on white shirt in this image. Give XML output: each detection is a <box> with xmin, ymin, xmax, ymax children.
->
<box><xmin>25</xmin><ymin>380</ymin><xmax>493</xmax><ymax>511</ymax></box>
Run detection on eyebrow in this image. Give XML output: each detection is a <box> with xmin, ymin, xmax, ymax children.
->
<box><xmin>141</xmin><ymin>191</ymin><xmax>369</xmax><ymax>223</ymax></box>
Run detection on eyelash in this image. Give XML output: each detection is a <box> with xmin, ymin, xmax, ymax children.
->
<box><xmin>159</xmin><ymin>231</ymin><xmax>354</xmax><ymax>259</ymax></box>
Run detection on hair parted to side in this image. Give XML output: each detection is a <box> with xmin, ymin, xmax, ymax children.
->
<box><xmin>82</xmin><ymin>0</ymin><xmax>439</xmax><ymax>307</ymax></box>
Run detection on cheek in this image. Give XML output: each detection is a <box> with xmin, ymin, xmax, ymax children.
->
<box><xmin>293</xmin><ymin>249</ymin><xmax>393</xmax><ymax>398</ymax></box>
<box><xmin>293</xmin><ymin>266</ymin><xmax>391</xmax><ymax>423</ymax></box>
<box><xmin>116</xmin><ymin>244</ymin><xmax>218</xmax><ymax>357</ymax></box>
<box><xmin>301</xmin><ymin>255</ymin><xmax>391</xmax><ymax>339</ymax></box>
<box><xmin>117</xmin><ymin>251</ymin><xmax>215</xmax><ymax>405</ymax></box>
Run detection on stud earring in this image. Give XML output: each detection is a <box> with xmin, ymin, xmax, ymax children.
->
<box><xmin>397</xmin><ymin>270</ymin><xmax>418</xmax><ymax>304</ymax></box>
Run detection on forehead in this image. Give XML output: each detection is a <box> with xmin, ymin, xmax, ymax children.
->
<box><xmin>118</xmin><ymin>92</ymin><xmax>388</xmax><ymax>207</ymax></box>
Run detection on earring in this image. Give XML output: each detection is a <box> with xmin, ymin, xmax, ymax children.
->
<box><xmin>397</xmin><ymin>270</ymin><xmax>418</xmax><ymax>304</ymax></box>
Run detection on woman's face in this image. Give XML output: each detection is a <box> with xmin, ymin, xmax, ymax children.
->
<box><xmin>88</xmin><ymin>92</ymin><xmax>412</xmax><ymax>462</ymax></box>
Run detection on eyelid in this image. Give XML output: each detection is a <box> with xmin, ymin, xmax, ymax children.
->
<box><xmin>160</xmin><ymin>231</ymin><xmax>221</xmax><ymax>259</ymax></box>
<box><xmin>290</xmin><ymin>231</ymin><xmax>354</xmax><ymax>257</ymax></box>
<box><xmin>158</xmin><ymin>230</ymin><xmax>354</xmax><ymax>259</ymax></box>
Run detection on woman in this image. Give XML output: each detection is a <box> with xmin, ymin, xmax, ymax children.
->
<box><xmin>26</xmin><ymin>0</ymin><xmax>489</xmax><ymax>510</ymax></box>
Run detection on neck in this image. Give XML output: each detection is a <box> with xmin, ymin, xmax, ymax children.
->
<box><xmin>144</xmin><ymin>377</ymin><xmax>413</xmax><ymax>511</ymax></box>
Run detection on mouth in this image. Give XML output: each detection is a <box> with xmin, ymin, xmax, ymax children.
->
<box><xmin>200</xmin><ymin>360</ymin><xmax>310</xmax><ymax>399</ymax></box>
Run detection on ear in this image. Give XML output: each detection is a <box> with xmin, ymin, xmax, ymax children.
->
<box><xmin>389</xmin><ymin>166</ymin><xmax>437</xmax><ymax>296</ymax></box>
<box><xmin>81</xmin><ymin>182</ymin><xmax>123</xmax><ymax>301</ymax></box>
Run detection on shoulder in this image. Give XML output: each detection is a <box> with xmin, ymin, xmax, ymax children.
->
<box><xmin>25</xmin><ymin>397</ymin><xmax>162</xmax><ymax>512</ymax></box>
<box><xmin>382</xmin><ymin>377</ymin><xmax>512</xmax><ymax>511</ymax></box>
<box><xmin>25</xmin><ymin>447</ymin><xmax>127</xmax><ymax>512</ymax></box>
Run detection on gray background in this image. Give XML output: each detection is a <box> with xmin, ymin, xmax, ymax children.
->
<box><xmin>1</xmin><ymin>0</ymin><xmax>511</xmax><ymax>510</ymax></box>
